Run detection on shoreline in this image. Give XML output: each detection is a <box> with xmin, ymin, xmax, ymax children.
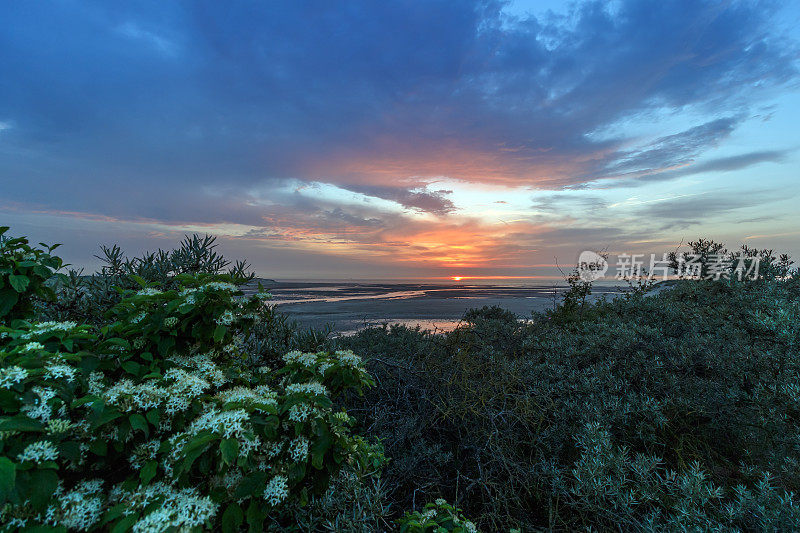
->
<box><xmin>244</xmin><ymin>279</ymin><xmax>631</xmax><ymax>334</ymax></box>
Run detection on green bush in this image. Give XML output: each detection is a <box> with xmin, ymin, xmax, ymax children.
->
<box><xmin>0</xmin><ymin>227</ymin><xmax>65</xmax><ymax>322</ymax></box>
<box><xmin>0</xmin><ymin>233</ymin><xmax>381</xmax><ymax>531</ymax></box>
<box><xmin>4</xmin><ymin>228</ymin><xmax>800</xmax><ymax>531</ymax></box>
<box><xmin>341</xmin><ymin>273</ymin><xmax>800</xmax><ymax>530</ymax></box>
<box><xmin>397</xmin><ymin>500</ymin><xmax>477</xmax><ymax>533</ymax></box>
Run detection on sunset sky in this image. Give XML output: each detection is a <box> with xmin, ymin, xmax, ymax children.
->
<box><xmin>1</xmin><ymin>1</ymin><xmax>799</xmax><ymax>279</ymax></box>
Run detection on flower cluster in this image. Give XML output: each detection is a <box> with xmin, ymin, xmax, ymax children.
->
<box><xmin>0</xmin><ymin>236</ymin><xmax>381</xmax><ymax>532</ymax></box>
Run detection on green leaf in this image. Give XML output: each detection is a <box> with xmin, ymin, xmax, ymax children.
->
<box><xmin>94</xmin><ymin>407</ymin><xmax>124</xmax><ymax>427</ymax></box>
<box><xmin>110</xmin><ymin>514</ymin><xmax>138</xmax><ymax>533</ymax></box>
<box><xmin>25</xmin><ymin>526</ymin><xmax>66</xmax><ymax>533</ymax></box>
<box><xmin>246</xmin><ymin>500</ymin><xmax>267</xmax><ymax>533</ymax></box>
<box><xmin>222</xmin><ymin>503</ymin><xmax>244</xmax><ymax>533</ymax></box>
<box><xmin>0</xmin><ymin>457</ymin><xmax>15</xmax><ymax>503</ymax></box>
<box><xmin>121</xmin><ymin>360</ymin><xmax>141</xmax><ymax>375</ymax></box>
<box><xmin>129</xmin><ymin>413</ymin><xmax>149</xmax><ymax>436</ymax></box>
<box><xmin>0</xmin><ymin>289</ymin><xmax>19</xmax><ymax>317</ymax></box>
<box><xmin>311</xmin><ymin>425</ymin><xmax>332</xmax><ymax>470</ymax></box>
<box><xmin>89</xmin><ymin>439</ymin><xmax>108</xmax><ymax>457</ymax></box>
<box><xmin>8</xmin><ymin>274</ymin><xmax>30</xmax><ymax>293</ymax></box>
<box><xmin>213</xmin><ymin>324</ymin><xmax>227</xmax><ymax>342</ymax></box>
<box><xmin>0</xmin><ymin>416</ymin><xmax>44</xmax><ymax>433</ymax></box>
<box><xmin>234</xmin><ymin>471</ymin><xmax>267</xmax><ymax>500</ymax></box>
<box><xmin>220</xmin><ymin>438</ymin><xmax>239</xmax><ymax>465</ymax></box>
<box><xmin>25</xmin><ymin>469</ymin><xmax>58</xmax><ymax>509</ymax></box>
<box><xmin>32</xmin><ymin>265</ymin><xmax>53</xmax><ymax>279</ymax></box>
<box><xmin>140</xmin><ymin>460</ymin><xmax>158</xmax><ymax>484</ymax></box>
<box><xmin>145</xmin><ymin>409</ymin><xmax>160</xmax><ymax>426</ymax></box>
<box><xmin>129</xmin><ymin>275</ymin><xmax>148</xmax><ymax>288</ymax></box>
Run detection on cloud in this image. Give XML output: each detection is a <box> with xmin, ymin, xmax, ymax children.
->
<box><xmin>634</xmin><ymin>190</ymin><xmax>785</xmax><ymax>229</ymax></box>
<box><xmin>627</xmin><ymin>149</ymin><xmax>790</xmax><ymax>184</ymax></box>
<box><xmin>0</xmin><ymin>0</ymin><xmax>797</xmax><ymax>273</ymax></box>
<box><xmin>595</xmin><ymin>117</ymin><xmax>740</xmax><ymax>180</ymax></box>
<box><xmin>343</xmin><ymin>185</ymin><xmax>456</xmax><ymax>215</ymax></box>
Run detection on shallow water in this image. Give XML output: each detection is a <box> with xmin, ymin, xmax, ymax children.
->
<box><xmin>244</xmin><ymin>279</ymin><xmax>624</xmax><ymax>334</ymax></box>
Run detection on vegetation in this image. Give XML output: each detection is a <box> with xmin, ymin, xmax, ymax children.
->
<box><xmin>2</xmin><ymin>225</ymin><xmax>800</xmax><ymax>531</ymax></box>
<box><xmin>0</xmin><ymin>228</ymin><xmax>385</xmax><ymax>531</ymax></box>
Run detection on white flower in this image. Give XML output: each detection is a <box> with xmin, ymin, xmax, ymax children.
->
<box><xmin>173</xmin><ymin>354</ymin><xmax>227</xmax><ymax>387</ymax></box>
<box><xmin>335</xmin><ymin>349</ymin><xmax>362</xmax><ymax>368</ymax></box>
<box><xmin>435</xmin><ymin>498</ymin><xmax>447</xmax><ymax>506</ymax></box>
<box><xmin>263</xmin><ymin>475</ymin><xmax>289</xmax><ymax>506</ymax></box>
<box><xmin>288</xmin><ymin>403</ymin><xmax>312</xmax><ymax>422</ymax></box>
<box><xmin>288</xmin><ymin>436</ymin><xmax>309</xmax><ymax>462</ymax></box>
<box><xmin>45</xmin><ymin>363</ymin><xmax>76</xmax><ymax>382</ymax></box>
<box><xmin>58</xmin><ymin>480</ymin><xmax>104</xmax><ymax>530</ymax></box>
<box><xmin>136</xmin><ymin>288</ymin><xmax>163</xmax><ymax>296</ymax></box>
<box><xmin>0</xmin><ymin>365</ymin><xmax>28</xmax><ymax>388</ymax></box>
<box><xmin>127</xmin><ymin>485</ymin><xmax>217</xmax><ymax>533</ymax></box>
<box><xmin>163</xmin><ymin>316</ymin><xmax>178</xmax><ymax>328</ymax></box>
<box><xmin>283</xmin><ymin>350</ymin><xmax>318</xmax><ymax>367</ymax></box>
<box><xmin>18</xmin><ymin>440</ymin><xmax>59</xmax><ymax>463</ymax></box>
<box><xmin>187</xmin><ymin>409</ymin><xmax>250</xmax><ymax>439</ymax></box>
<box><xmin>23</xmin><ymin>321</ymin><xmax>78</xmax><ymax>337</ymax></box>
<box><xmin>285</xmin><ymin>381</ymin><xmax>328</xmax><ymax>396</ymax></box>
<box><xmin>21</xmin><ymin>386</ymin><xmax>57</xmax><ymax>421</ymax></box>
<box><xmin>265</xmin><ymin>440</ymin><xmax>283</xmax><ymax>459</ymax></box>
<box><xmin>200</xmin><ymin>281</ymin><xmax>238</xmax><ymax>292</ymax></box>
<box><xmin>215</xmin><ymin>310</ymin><xmax>234</xmax><ymax>326</ymax></box>
<box><xmin>22</xmin><ymin>341</ymin><xmax>44</xmax><ymax>352</ymax></box>
<box><xmin>464</xmin><ymin>520</ymin><xmax>477</xmax><ymax>533</ymax></box>
<box><xmin>47</xmin><ymin>419</ymin><xmax>73</xmax><ymax>434</ymax></box>
<box><xmin>217</xmin><ymin>386</ymin><xmax>277</xmax><ymax>410</ymax></box>
<box><xmin>102</xmin><ymin>379</ymin><xmax>169</xmax><ymax>412</ymax></box>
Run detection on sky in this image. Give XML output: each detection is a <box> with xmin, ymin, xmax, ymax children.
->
<box><xmin>1</xmin><ymin>0</ymin><xmax>799</xmax><ymax>280</ymax></box>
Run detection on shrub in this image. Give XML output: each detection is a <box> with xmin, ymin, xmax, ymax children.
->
<box><xmin>0</xmin><ymin>232</ymin><xmax>381</xmax><ymax>531</ymax></box>
<box><xmin>341</xmin><ymin>270</ymin><xmax>800</xmax><ymax>530</ymax></box>
<box><xmin>0</xmin><ymin>227</ymin><xmax>65</xmax><ymax>322</ymax></box>
<box><xmin>397</xmin><ymin>500</ymin><xmax>477</xmax><ymax>533</ymax></box>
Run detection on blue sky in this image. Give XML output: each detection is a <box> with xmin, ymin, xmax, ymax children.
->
<box><xmin>1</xmin><ymin>0</ymin><xmax>798</xmax><ymax>279</ymax></box>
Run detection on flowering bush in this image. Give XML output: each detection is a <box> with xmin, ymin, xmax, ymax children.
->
<box><xmin>0</xmin><ymin>227</ymin><xmax>65</xmax><ymax>322</ymax></box>
<box><xmin>0</xmin><ymin>233</ymin><xmax>381</xmax><ymax>531</ymax></box>
<box><xmin>397</xmin><ymin>500</ymin><xmax>478</xmax><ymax>533</ymax></box>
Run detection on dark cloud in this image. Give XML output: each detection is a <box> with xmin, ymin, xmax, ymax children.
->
<box><xmin>635</xmin><ymin>190</ymin><xmax>784</xmax><ymax>229</ymax></box>
<box><xmin>0</xmin><ymin>0</ymin><xmax>795</xmax><ymax>206</ymax></box>
<box><xmin>596</xmin><ymin>117</ymin><xmax>740</xmax><ymax>179</ymax></box>
<box><xmin>629</xmin><ymin>149</ymin><xmax>790</xmax><ymax>184</ymax></box>
<box><xmin>343</xmin><ymin>185</ymin><xmax>456</xmax><ymax>215</ymax></box>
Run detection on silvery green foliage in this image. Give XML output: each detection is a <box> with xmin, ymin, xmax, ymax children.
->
<box><xmin>343</xmin><ymin>272</ymin><xmax>800</xmax><ymax>530</ymax></box>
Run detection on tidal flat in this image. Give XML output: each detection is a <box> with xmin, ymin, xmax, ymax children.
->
<box><xmin>244</xmin><ymin>279</ymin><xmax>625</xmax><ymax>333</ymax></box>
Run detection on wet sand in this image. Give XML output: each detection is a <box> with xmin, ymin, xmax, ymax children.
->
<box><xmin>244</xmin><ymin>280</ymin><xmax>626</xmax><ymax>334</ymax></box>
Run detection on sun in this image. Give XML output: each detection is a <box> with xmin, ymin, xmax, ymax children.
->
<box><xmin>451</xmin><ymin>276</ymin><xmax>463</xmax><ymax>281</ymax></box>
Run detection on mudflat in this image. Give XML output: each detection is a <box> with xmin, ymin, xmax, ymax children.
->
<box><xmin>244</xmin><ymin>280</ymin><xmax>625</xmax><ymax>334</ymax></box>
